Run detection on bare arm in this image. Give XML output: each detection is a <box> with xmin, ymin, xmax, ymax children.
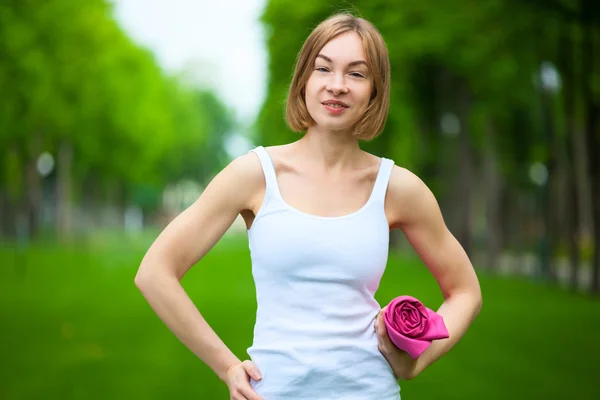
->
<box><xmin>134</xmin><ymin>153</ymin><xmax>263</xmax><ymax>382</ymax></box>
<box><xmin>387</xmin><ymin>166</ymin><xmax>482</xmax><ymax>377</ymax></box>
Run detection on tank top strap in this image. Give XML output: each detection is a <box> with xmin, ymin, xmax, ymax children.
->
<box><xmin>249</xmin><ymin>146</ymin><xmax>281</xmax><ymax>198</ymax></box>
<box><xmin>370</xmin><ymin>157</ymin><xmax>395</xmax><ymax>204</ymax></box>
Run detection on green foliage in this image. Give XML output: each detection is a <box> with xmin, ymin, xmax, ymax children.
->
<box><xmin>0</xmin><ymin>0</ymin><xmax>235</xmax><ymax>211</ymax></box>
<box><xmin>159</xmin><ymin>88</ymin><xmax>235</xmax><ymax>184</ymax></box>
<box><xmin>255</xmin><ymin>0</ymin><xmax>592</xmax><ymax>195</ymax></box>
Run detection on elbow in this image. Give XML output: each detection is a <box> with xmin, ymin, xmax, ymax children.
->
<box><xmin>134</xmin><ymin>258</ymin><xmax>179</xmax><ymax>292</ymax></box>
<box><xmin>134</xmin><ymin>267</ymin><xmax>153</xmax><ymax>291</ymax></box>
<box><xmin>472</xmin><ymin>287</ymin><xmax>483</xmax><ymax>316</ymax></box>
<box><xmin>134</xmin><ymin>271</ymin><xmax>145</xmax><ymax>288</ymax></box>
<box><xmin>134</xmin><ymin>261</ymin><xmax>162</xmax><ymax>291</ymax></box>
<box><xmin>475</xmin><ymin>295</ymin><xmax>482</xmax><ymax>316</ymax></box>
<box><xmin>451</xmin><ymin>287</ymin><xmax>482</xmax><ymax>317</ymax></box>
<box><xmin>465</xmin><ymin>276</ymin><xmax>483</xmax><ymax>316</ymax></box>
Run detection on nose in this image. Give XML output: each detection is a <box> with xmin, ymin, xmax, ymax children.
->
<box><xmin>325</xmin><ymin>73</ymin><xmax>348</xmax><ymax>96</ymax></box>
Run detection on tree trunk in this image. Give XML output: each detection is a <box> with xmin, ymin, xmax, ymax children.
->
<box><xmin>483</xmin><ymin>117</ymin><xmax>503</xmax><ymax>272</ymax></box>
<box><xmin>566</xmin><ymin>156</ymin><xmax>581</xmax><ymax>291</ymax></box>
<box><xmin>56</xmin><ymin>139</ymin><xmax>74</xmax><ymax>241</ymax></box>
<box><xmin>4</xmin><ymin>145</ymin><xmax>24</xmax><ymax>240</ymax></box>
<box><xmin>538</xmin><ymin>82</ymin><xmax>559</xmax><ymax>282</ymax></box>
<box><xmin>566</xmin><ymin>120</ymin><xmax>581</xmax><ymax>292</ymax></box>
<box><xmin>580</xmin><ymin>5</ymin><xmax>600</xmax><ymax>294</ymax></box>
<box><xmin>559</xmin><ymin>21</ymin><xmax>581</xmax><ymax>291</ymax></box>
<box><xmin>589</xmin><ymin>126</ymin><xmax>600</xmax><ymax>294</ymax></box>
<box><xmin>0</xmin><ymin>189</ymin><xmax>14</xmax><ymax>238</ymax></box>
<box><xmin>25</xmin><ymin>132</ymin><xmax>43</xmax><ymax>239</ymax></box>
<box><xmin>457</xmin><ymin>80</ymin><xmax>473</xmax><ymax>258</ymax></box>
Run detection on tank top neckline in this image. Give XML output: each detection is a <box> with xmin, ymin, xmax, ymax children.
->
<box><xmin>252</xmin><ymin>146</ymin><xmax>391</xmax><ymax>222</ymax></box>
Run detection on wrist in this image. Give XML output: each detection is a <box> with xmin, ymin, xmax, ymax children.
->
<box><xmin>411</xmin><ymin>356</ymin><xmax>426</xmax><ymax>378</ymax></box>
<box><xmin>396</xmin><ymin>357</ymin><xmax>421</xmax><ymax>381</ymax></box>
<box><xmin>218</xmin><ymin>359</ymin><xmax>242</xmax><ymax>382</ymax></box>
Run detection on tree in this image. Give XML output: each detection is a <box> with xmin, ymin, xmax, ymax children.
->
<box><xmin>0</xmin><ymin>0</ymin><xmax>232</xmax><ymax>240</ymax></box>
<box><xmin>257</xmin><ymin>0</ymin><xmax>600</xmax><ymax>293</ymax></box>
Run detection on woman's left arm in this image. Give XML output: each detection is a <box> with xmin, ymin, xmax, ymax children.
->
<box><xmin>383</xmin><ymin>166</ymin><xmax>483</xmax><ymax>379</ymax></box>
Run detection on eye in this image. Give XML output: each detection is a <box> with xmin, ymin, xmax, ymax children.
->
<box><xmin>315</xmin><ymin>67</ymin><xmax>329</xmax><ymax>73</ymax></box>
<box><xmin>350</xmin><ymin>72</ymin><xmax>366</xmax><ymax>78</ymax></box>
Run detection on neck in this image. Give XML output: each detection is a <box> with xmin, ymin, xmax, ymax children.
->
<box><xmin>297</xmin><ymin>125</ymin><xmax>362</xmax><ymax>169</ymax></box>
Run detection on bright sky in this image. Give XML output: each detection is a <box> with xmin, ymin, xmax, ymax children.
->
<box><xmin>111</xmin><ymin>0</ymin><xmax>268</xmax><ymax>125</ymax></box>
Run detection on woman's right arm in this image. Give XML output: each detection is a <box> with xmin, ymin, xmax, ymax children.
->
<box><xmin>134</xmin><ymin>153</ymin><xmax>264</xmax><ymax>398</ymax></box>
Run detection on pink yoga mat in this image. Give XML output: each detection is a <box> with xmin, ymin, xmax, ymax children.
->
<box><xmin>383</xmin><ymin>296</ymin><xmax>449</xmax><ymax>359</ymax></box>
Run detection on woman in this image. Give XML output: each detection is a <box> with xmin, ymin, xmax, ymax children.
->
<box><xmin>135</xmin><ymin>12</ymin><xmax>482</xmax><ymax>400</ymax></box>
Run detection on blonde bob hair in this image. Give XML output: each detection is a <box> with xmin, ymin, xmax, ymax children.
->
<box><xmin>285</xmin><ymin>13</ymin><xmax>391</xmax><ymax>141</ymax></box>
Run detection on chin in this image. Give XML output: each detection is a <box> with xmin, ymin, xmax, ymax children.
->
<box><xmin>309</xmin><ymin>114</ymin><xmax>355</xmax><ymax>132</ymax></box>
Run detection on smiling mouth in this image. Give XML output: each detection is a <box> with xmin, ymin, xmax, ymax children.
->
<box><xmin>321</xmin><ymin>102</ymin><xmax>349</xmax><ymax>109</ymax></box>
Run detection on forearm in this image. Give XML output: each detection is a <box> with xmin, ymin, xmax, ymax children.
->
<box><xmin>135</xmin><ymin>270</ymin><xmax>240</xmax><ymax>381</ymax></box>
<box><xmin>415</xmin><ymin>291</ymin><xmax>481</xmax><ymax>375</ymax></box>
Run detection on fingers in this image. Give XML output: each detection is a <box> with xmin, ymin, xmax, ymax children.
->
<box><xmin>242</xmin><ymin>360</ymin><xmax>262</xmax><ymax>381</ymax></box>
<box><xmin>375</xmin><ymin>308</ymin><xmax>393</xmax><ymax>354</ymax></box>
<box><xmin>228</xmin><ymin>361</ymin><xmax>264</xmax><ymax>400</ymax></box>
<box><xmin>230</xmin><ymin>382</ymin><xmax>263</xmax><ymax>400</ymax></box>
<box><xmin>374</xmin><ymin>307</ymin><xmax>385</xmax><ymax>334</ymax></box>
<box><xmin>230</xmin><ymin>384</ymin><xmax>263</xmax><ymax>400</ymax></box>
<box><xmin>378</xmin><ymin>311</ymin><xmax>388</xmax><ymax>336</ymax></box>
<box><xmin>237</xmin><ymin>385</ymin><xmax>264</xmax><ymax>400</ymax></box>
<box><xmin>240</xmin><ymin>361</ymin><xmax>263</xmax><ymax>400</ymax></box>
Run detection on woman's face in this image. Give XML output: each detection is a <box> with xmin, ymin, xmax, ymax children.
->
<box><xmin>304</xmin><ymin>31</ymin><xmax>374</xmax><ymax>133</ymax></box>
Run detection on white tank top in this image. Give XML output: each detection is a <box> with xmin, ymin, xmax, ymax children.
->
<box><xmin>246</xmin><ymin>146</ymin><xmax>401</xmax><ymax>399</ymax></box>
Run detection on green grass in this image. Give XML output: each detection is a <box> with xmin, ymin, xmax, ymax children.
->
<box><xmin>1</xmin><ymin>232</ymin><xmax>599</xmax><ymax>399</ymax></box>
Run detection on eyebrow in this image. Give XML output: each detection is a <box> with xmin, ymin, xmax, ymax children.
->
<box><xmin>316</xmin><ymin>54</ymin><xmax>367</xmax><ymax>67</ymax></box>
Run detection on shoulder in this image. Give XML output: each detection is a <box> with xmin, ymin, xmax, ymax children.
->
<box><xmin>387</xmin><ymin>164</ymin><xmax>427</xmax><ymax>196</ymax></box>
<box><xmin>225</xmin><ymin>150</ymin><xmax>264</xmax><ymax>183</ymax></box>
<box><xmin>385</xmin><ymin>164</ymin><xmax>440</xmax><ymax>228</ymax></box>
<box><xmin>206</xmin><ymin>149</ymin><xmax>265</xmax><ymax>209</ymax></box>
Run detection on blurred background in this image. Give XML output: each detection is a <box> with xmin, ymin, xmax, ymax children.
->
<box><xmin>1</xmin><ymin>0</ymin><xmax>599</xmax><ymax>399</ymax></box>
